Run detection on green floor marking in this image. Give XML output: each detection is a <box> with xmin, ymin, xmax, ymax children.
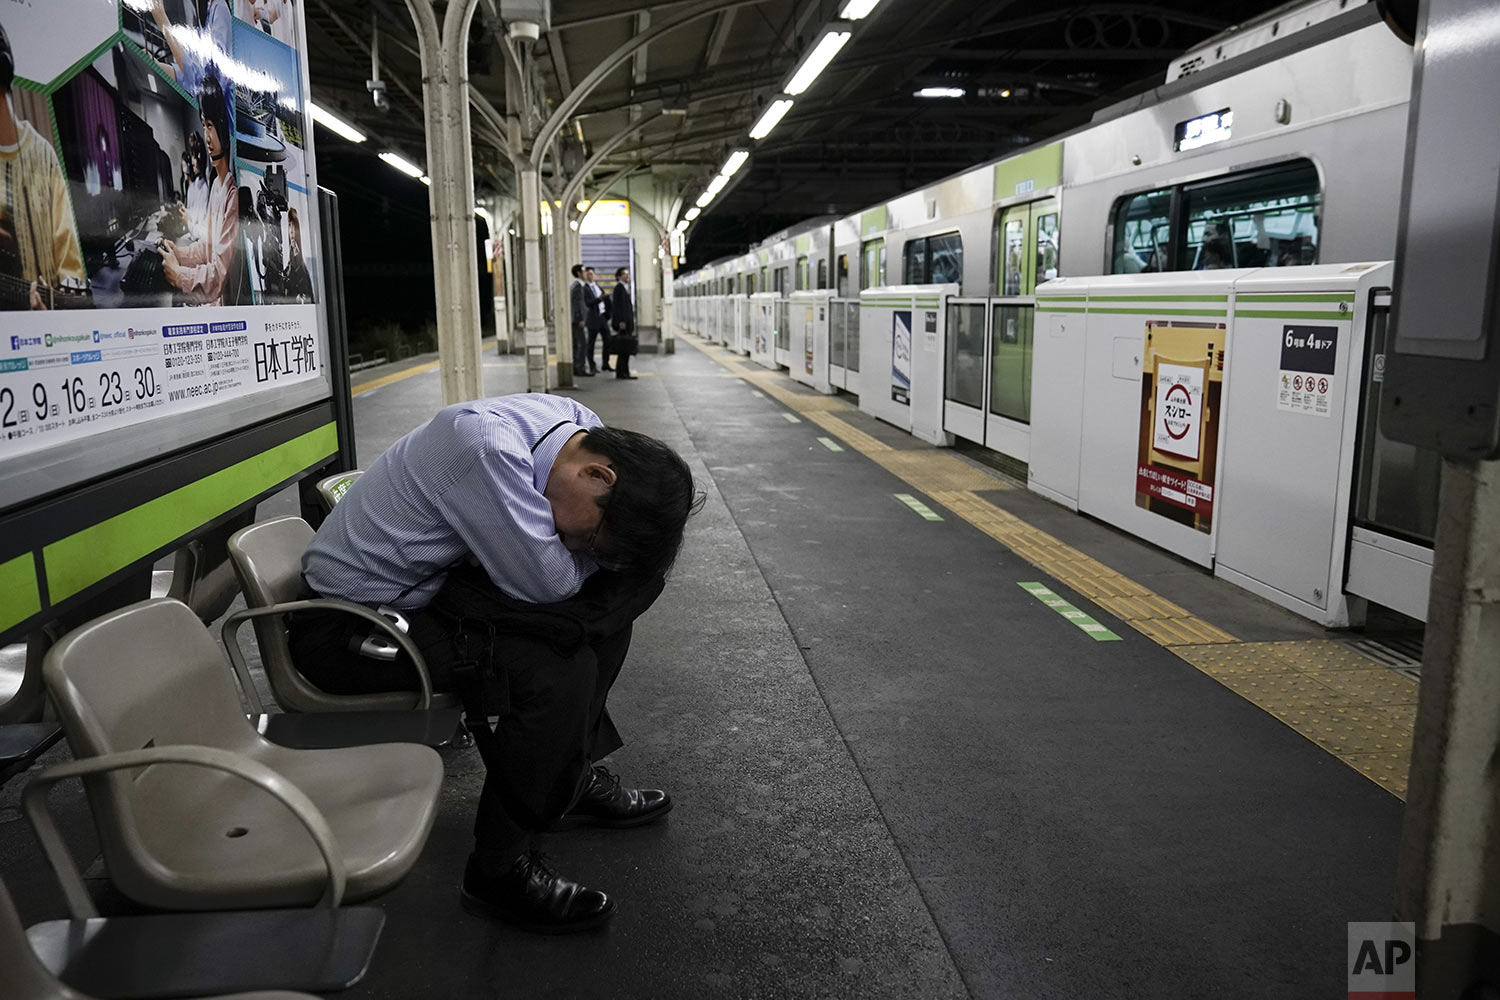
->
<box><xmin>1018</xmin><ymin>582</ymin><xmax>1123</xmax><ymax>641</ymax></box>
<box><xmin>782</xmin><ymin>412</ymin><xmax>802</xmax><ymax>423</ymax></box>
<box><xmin>894</xmin><ymin>493</ymin><xmax>944</xmax><ymax>521</ymax></box>
<box><xmin>817</xmin><ymin>437</ymin><xmax>845</xmax><ymax>452</ymax></box>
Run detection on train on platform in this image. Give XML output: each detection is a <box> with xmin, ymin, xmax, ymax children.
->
<box><xmin>674</xmin><ymin>0</ymin><xmax>1440</xmax><ymax>630</ymax></box>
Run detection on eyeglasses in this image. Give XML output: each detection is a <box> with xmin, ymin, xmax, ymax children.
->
<box><xmin>584</xmin><ymin>488</ymin><xmax>613</xmax><ymax>558</ymax></box>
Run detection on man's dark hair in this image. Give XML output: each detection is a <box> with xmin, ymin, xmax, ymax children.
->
<box><xmin>615</xmin><ymin>267</ymin><xmax>628</xmax><ymax>279</ymax></box>
<box><xmin>571</xmin><ymin>263</ymin><xmax>583</xmax><ymax>278</ymax></box>
<box><xmin>582</xmin><ymin>427</ymin><xmax>702</xmax><ymax>579</ymax></box>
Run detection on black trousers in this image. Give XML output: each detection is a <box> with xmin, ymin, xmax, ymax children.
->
<box><xmin>586</xmin><ymin>324</ymin><xmax>610</xmax><ymax>370</ymax></box>
<box><xmin>572</xmin><ymin>322</ymin><xmax>590</xmax><ymax>372</ymax></box>
<box><xmin>288</xmin><ymin>565</ymin><xmax>665</xmax><ymax>858</ymax></box>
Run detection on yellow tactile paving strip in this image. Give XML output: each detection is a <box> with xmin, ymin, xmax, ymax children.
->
<box><xmin>681</xmin><ymin>335</ymin><xmax>1415</xmax><ymax>797</ymax></box>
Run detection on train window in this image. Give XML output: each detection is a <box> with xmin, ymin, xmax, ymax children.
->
<box><xmin>1111</xmin><ymin>188</ymin><xmax>1172</xmax><ymax>273</ymax></box>
<box><xmin>817</xmin><ymin>259</ymin><xmax>828</xmax><ymax>290</ymax></box>
<box><xmin>836</xmin><ymin>254</ymin><xmax>849</xmax><ymax>296</ymax></box>
<box><xmin>860</xmin><ymin>239</ymin><xmax>885</xmax><ymax>289</ymax></box>
<box><xmin>1178</xmin><ymin>160</ymin><xmax>1320</xmax><ymax>269</ymax></box>
<box><xmin>902</xmin><ymin>232</ymin><xmax>964</xmax><ymax>285</ymax></box>
<box><xmin>903</xmin><ymin>240</ymin><xmax>927</xmax><ymax>284</ymax></box>
<box><xmin>1001</xmin><ymin>216</ymin><xmax>1025</xmax><ymax>295</ymax></box>
<box><xmin>929</xmin><ymin>232</ymin><xmax>962</xmax><ymax>284</ymax></box>
<box><xmin>796</xmin><ymin>256</ymin><xmax>809</xmax><ymax>290</ymax></box>
<box><xmin>1110</xmin><ymin>160</ymin><xmax>1321</xmax><ymax>274</ymax></box>
<box><xmin>1036</xmin><ymin>213</ymin><xmax>1059</xmax><ymax>284</ymax></box>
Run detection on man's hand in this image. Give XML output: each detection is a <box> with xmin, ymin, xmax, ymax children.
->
<box><xmin>29</xmin><ymin>281</ymin><xmax>46</xmax><ymax>311</ymax></box>
<box><xmin>150</xmin><ymin>0</ymin><xmax>169</xmax><ymax>29</ymax></box>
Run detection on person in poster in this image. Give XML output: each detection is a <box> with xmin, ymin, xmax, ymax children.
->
<box><xmin>149</xmin><ymin>0</ymin><xmax>234</xmax><ymax>111</ymax></box>
<box><xmin>160</xmin><ymin>72</ymin><xmax>239</xmax><ymax>305</ymax></box>
<box><xmin>180</xmin><ymin>131</ymin><xmax>210</xmax><ymax>240</ymax></box>
<box><xmin>282</xmin><ymin>205</ymin><xmax>313</xmax><ymax>302</ymax></box>
<box><xmin>0</xmin><ymin>21</ymin><xmax>87</xmax><ymax>310</ymax></box>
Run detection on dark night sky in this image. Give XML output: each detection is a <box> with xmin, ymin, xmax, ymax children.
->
<box><xmin>313</xmin><ymin>146</ymin><xmax>492</xmax><ymax>350</ymax></box>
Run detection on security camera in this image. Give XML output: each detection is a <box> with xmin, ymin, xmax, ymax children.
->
<box><xmin>367</xmin><ymin>79</ymin><xmax>388</xmax><ymax>111</ymax></box>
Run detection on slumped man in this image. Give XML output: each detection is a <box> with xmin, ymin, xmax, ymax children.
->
<box><xmin>290</xmin><ymin>392</ymin><xmax>700</xmax><ymax>933</ymax></box>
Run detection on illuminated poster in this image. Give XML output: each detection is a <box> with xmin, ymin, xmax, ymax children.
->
<box><xmin>891</xmin><ymin>309</ymin><xmax>911</xmax><ymax>405</ymax></box>
<box><xmin>0</xmin><ymin>0</ymin><xmax>322</xmax><ymax>464</ymax></box>
<box><xmin>1134</xmin><ymin>320</ymin><xmax>1226</xmax><ymax>533</ymax></box>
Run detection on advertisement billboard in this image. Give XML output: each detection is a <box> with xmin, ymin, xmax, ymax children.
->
<box><xmin>0</xmin><ymin>0</ymin><xmax>327</xmax><ymax>512</ymax></box>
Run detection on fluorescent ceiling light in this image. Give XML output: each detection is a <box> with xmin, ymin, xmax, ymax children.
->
<box><xmin>838</xmin><ymin>0</ymin><xmax>883</xmax><ymax>18</ymax></box>
<box><xmin>720</xmin><ymin>150</ymin><xmax>750</xmax><ymax>177</ymax></box>
<box><xmin>915</xmin><ymin>87</ymin><xmax>965</xmax><ymax>99</ymax></box>
<box><xmin>704</xmin><ymin>174</ymin><xmax>729</xmax><ymax>198</ymax></box>
<box><xmin>308</xmin><ymin>101</ymin><xmax>366</xmax><ymax>143</ymax></box>
<box><xmin>419</xmin><ymin>175</ymin><xmax>431</xmax><ymax>186</ymax></box>
<box><xmin>685</xmin><ymin>206</ymin><xmax>702</xmax><ymax>221</ymax></box>
<box><xmin>380</xmin><ymin>152</ymin><xmax>425</xmax><ymax>179</ymax></box>
<box><xmin>749</xmin><ymin>99</ymin><xmax>794</xmax><ymax>140</ymax></box>
<box><xmin>784</xmin><ymin>29</ymin><xmax>851</xmax><ymax>96</ymax></box>
<box><xmin>695</xmin><ymin>190</ymin><xmax>714</xmax><ymax>209</ymax></box>
<box><xmin>675</xmin><ymin>219</ymin><xmax>690</xmax><ymax>232</ymax></box>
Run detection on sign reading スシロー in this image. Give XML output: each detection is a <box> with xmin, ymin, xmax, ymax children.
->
<box><xmin>0</xmin><ymin>0</ymin><xmax>324</xmax><ymax>465</ymax></box>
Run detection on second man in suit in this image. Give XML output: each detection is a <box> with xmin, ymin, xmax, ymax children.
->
<box><xmin>610</xmin><ymin>267</ymin><xmax>638</xmax><ymax>380</ymax></box>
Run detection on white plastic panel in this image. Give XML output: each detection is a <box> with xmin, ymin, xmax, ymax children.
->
<box><xmin>1214</xmin><ymin>262</ymin><xmax>1393</xmax><ymax>624</ymax></box>
<box><xmin>788</xmin><ymin>293</ymin><xmax>835</xmax><ymax>394</ymax></box>
<box><xmin>1346</xmin><ymin>527</ymin><xmax>1432</xmax><ymax>622</ymax></box>
<box><xmin>1027</xmin><ymin>296</ymin><xmax>1086</xmax><ymax>508</ymax></box>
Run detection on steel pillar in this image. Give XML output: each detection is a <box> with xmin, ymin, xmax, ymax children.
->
<box><xmin>518</xmin><ymin>165</ymin><xmax>550</xmax><ymax>392</ymax></box>
<box><xmin>1396</xmin><ymin>458</ymin><xmax>1500</xmax><ymax>997</ymax></box>
<box><xmin>405</xmin><ymin>0</ymin><xmax>484</xmax><ymax>405</ymax></box>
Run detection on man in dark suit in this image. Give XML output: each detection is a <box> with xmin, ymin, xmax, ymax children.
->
<box><xmin>568</xmin><ymin>264</ymin><xmax>593</xmax><ymax>377</ymax></box>
<box><xmin>610</xmin><ymin>267</ymin><xmax>638</xmax><ymax>380</ymax></box>
<box><xmin>582</xmin><ymin>266</ymin><xmax>609</xmax><ymax>374</ymax></box>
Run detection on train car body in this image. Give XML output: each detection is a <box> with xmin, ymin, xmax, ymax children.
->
<box><xmin>675</xmin><ymin>3</ymin><xmax>1437</xmax><ymax>627</ymax></box>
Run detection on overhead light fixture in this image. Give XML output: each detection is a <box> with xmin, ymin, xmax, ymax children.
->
<box><xmin>675</xmin><ymin>219</ymin><xmax>690</xmax><ymax>233</ymax></box>
<box><xmin>419</xmin><ymin>175</ymin><xmax>432</xmax><ymax>186</ymax></box>
<box><xmin>749</xmin><ymin>98</ymin><xmax>794</xmax><ymax>140</ymax></box>
<box><xmin>838</xmin><ymin>0</ymin><xmax>883</xmax><ymax>18</ymax></box>
<box><xmin>308</xmin><ymin>101</ymin><xmax>366</xmax><ymax>143</ymax></box>
<box><xmin>784</xmin><ymin>28</ymin><xmax>852</xmax><ymax>96</ymax></box>
<box><xmin>685</xmin><ymin>206</ymin><xmax>702</xmax><ymax>221</ymax></box>
<box><xmin>695</xmin><ymin>190</ymin><xmax>714</xmax><ymax>209</ymax></box>
<box><xmin>719</xmin><ymin>150</ymin><xmax>750</xmax><ymax>177</ymax></box>
<box><xmin>915</xmin><ymin>87</ymin><xmax>965</xmax><ymax>99</ymax></box>
<box><xmin>704</xmin><ymin>174</ymin><xmax>729</xmax><ymax>198</ymax></box>
<box><xmin>380</xmin><ymin>151</ymin><xmax>425</xmax><ymax>179</ymax></box>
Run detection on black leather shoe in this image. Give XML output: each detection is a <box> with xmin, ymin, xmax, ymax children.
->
<box><xmin>553</xmin><ymin>765</ymin><xmax>671</xmax><ymax>829</ymax></box>
<box><xmin>578</xmin><ymin>369</ymin><xmax>595</xmax><ymax>377</ymax></box>
<box><xmin>460</xmin><ymin>851</ymin><xmax>615</xmax><ymax>934</ymax></box>
<box><xmin>602</xmin><ymin>363</ymin><xmax>613</xmax><ymax>371</ymax></box>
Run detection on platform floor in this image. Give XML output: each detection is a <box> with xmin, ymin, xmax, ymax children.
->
<box><xmin>1</xmin><ymin>336</ymin><xmax>1410</xmax><ymax>999</ymax></box>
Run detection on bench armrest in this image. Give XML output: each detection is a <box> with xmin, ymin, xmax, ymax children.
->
<box><xmin>222</xmin><ymin>599</ymin><xmax>433</xmax><ymax>712</ymax></box>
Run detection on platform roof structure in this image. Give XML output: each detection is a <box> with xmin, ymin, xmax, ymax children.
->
<box><xmin>303</xmin><ymin>0</ymin><xmax>1306</xmax><ymax>266</ymax></box>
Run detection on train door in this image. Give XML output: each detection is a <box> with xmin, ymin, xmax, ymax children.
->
<box><xmin>941</xmin><ymin>198</ymin><xmax>1058</xmax><ymax>460</ymax></box>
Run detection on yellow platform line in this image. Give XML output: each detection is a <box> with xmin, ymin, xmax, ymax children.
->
<box><xmin>682</xmin><ymin>336</ymin><xmax>1416</xmax><ymax>796</ymax></box>
<box><xmin>352</xmin><ymin>360</ymin><xmax>440</xmax><ymax>395</ymax></box>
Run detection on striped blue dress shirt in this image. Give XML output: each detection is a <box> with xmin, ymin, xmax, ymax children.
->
<box><xmin>303</xmin><ymin>393</ymin><xmax>603</xmax><ymax>608</ymax></box>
